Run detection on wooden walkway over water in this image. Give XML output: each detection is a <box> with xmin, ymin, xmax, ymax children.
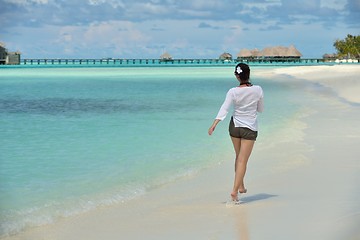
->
<box><xmin>18</xmin><ymin>58</ymin><xmax>348</xmax><ymax>66</ymax></box>
<box><xmin>22</xmin><ymin>58</ymin><xmax>231</xmax><ymax>65</ymax></box>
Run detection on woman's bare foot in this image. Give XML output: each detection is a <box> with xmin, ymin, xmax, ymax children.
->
<box><xmin>239</xmin><ymin>188</ymin><xmax>247</xmax><ymax>194</ymax></box>
<box><xmin>230</xmin><ymin>191</ymin><xmax>239</xmax><ymax>201</ymax></box>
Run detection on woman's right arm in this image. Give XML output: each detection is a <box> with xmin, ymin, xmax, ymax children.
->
<box><xmin>208</xmin><ymin>119</ymin><xmax>221</xmax><ymax>135</ymax></box>
<box><xmin>215</xmin><ymin>89</ymin><xmax>233</xmax><ymax>120</ymax></box>
<box><xmin>208</xmin><ymin>89</ymin><xmax>233</xmax><ymax>136</ymax></box>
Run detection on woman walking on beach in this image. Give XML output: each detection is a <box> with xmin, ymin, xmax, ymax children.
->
<box><xmin>208</xmin><ymin>63</ymin><xmax>264</xmax><ymax>202</ymax></box>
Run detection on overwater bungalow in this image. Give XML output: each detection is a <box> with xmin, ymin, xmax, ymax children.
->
<box><xmin>323</xmin><ymin>53</ymin><xmax>337</xmax><ymax>61</ymax></box>
<box><xmin>237</xmin><ymin>45</ymin><xmax>302</xmax><ymax>60</ymax></box>
<box><xmin>219</xmin><ymin>52</ymin><xmax>232</xmax><ymax>60</ymax></box>
<box><xmin>260</xmin><ymin>45</ymin><xmax>302</xmax><ymax>58</ymax></box>
<box><xmin>160</xmin><ymin>52</ymin><xmax>173</xmax><ymax>61</ymax></box>
<box><xmin>237</xmin><ymin>48</ymin><xmax>252</xmax><ymax>58</ymax></box>
<box><xmin>237</xmin><ymin>48</ymin><xmax>260</xmax><ymax>60</ymax></box>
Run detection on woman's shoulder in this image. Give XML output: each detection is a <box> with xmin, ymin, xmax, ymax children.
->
<box><xmin>251</xmin><ymin>85</ymin><xmax>264</xmax><ymax>97</ymax></box>
<box><xmin>229</xmin><ymin>85</ymin><xmax>262</xmax><ymax>91</ymax></box>
<box><xmin>252</xmin><ymin>85</ymin><xmax>263</xmax><ymax>91</ymax></box>
<box><xmin>227</xmin><ymin>87</ymin><xmax>238</xmax><ymax>93</ymax></box>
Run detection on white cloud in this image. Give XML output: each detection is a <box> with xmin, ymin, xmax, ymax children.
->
<box><xmin>88</xmin><ymin>0</ymin><xmax>104</xmax><ymax>5</ymax></box>
<box><xmin>320</xmin><ymin>0</ymin><xmax>346</xmax><ymax>10</ymax></box>
<box><xmin>52</xmin><ymin>21</ymin><xmax>152</xmax><ymax>57</ymax></box>
<box><xmin>4</xmin><ymin>0</ymin><xmax>48</xmax><ymax>5</ymax></box>
<box><xmin>88</xmin><ymin>0</ymin><xmax>125</xmax><ymax>8</ymax></box>
<box><xmin>140</xmin><ymin>2</ymin><xmax>169</xmax><ymax>14</ymax></box>
<box><xmin>243</xmin><ymin>0</ymin><xmax>281</xmax><ymax>10</ymax></box>
<box><xmin>189</xmin><ymin>0</ymin><xmax>223</xmax><ymax>9</ymax></box>
<box><xmin>222</xmin><ymin>24</ymin><xmax>243</xmax><ymax>49</ymax></box>
<box><xmin>169</xmin><ymin>38</ymin><xmax>189</xmax><ymax>50</ymax></box>
<box><xmin>177</xmin><ymin>9</ymin><xmax>212</xmax><ymax>17</ymax></box>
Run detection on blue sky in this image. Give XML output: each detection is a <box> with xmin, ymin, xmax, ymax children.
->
<box><xmin>1</xmin><ymin>0</ymin><xmax>359</xmax><ymax>59</ymax></box>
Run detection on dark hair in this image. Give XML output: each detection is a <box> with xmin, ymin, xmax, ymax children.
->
<box><xmin>234</xmin><ymin>63</ymin><xmax>250</xmax><ymax>82</ymax></box>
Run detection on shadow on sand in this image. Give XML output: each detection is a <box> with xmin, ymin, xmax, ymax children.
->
<box><xmin>222</xmin><ymin>193</ymin><xmax>278</xmax><ymax>206</ymax></box>
<box><xmin>239</xmin><ymin>193</ymin><xmax>278</xmax><ymax>204</ymax></box>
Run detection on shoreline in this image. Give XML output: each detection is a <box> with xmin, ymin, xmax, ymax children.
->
<box><xmin>257</xmin><ymin>64</ymin><xmax>360</xmax><ymax>104</ymax></box>
<box><xmin>3</xmin><ymin>65</ymin><xmax>360</xmax><ymax>240</ymax></box>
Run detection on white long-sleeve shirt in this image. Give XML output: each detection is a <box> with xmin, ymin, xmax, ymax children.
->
<box><xmin>215</xmin><ymin>85</ymin><xmax>264</xmax><ymax>131</ymax></box>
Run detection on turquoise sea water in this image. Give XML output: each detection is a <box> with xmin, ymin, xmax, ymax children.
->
<box><xmin>0</xmin><ymin>66</ymin><xmax>302</xmax><ymax>236</ymax></box>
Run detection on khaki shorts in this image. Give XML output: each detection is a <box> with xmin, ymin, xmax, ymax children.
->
<box><xmin>229</xmin><ymin>117</ymin><xmax>258</xmax><ymax>140</ymax></box>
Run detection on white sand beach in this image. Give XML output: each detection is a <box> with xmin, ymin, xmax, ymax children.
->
<box><xmin>3</xmin><ymin>64</ymin><xmax>360</xmax><ymax>240</ymax></box>
<box><xmin>271</xmin><ymin>65</ymin><xmax>360</xmax><ymax>104</ymax></box>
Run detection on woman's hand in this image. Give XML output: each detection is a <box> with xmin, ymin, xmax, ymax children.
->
<box><xmin>208</xmin><ymin>125</ymin><xmax>216</xmax><ymax>135</ymax></box>
<box><xmin>208</xmin><ymin>119</ymin><xmax>220</xmax><ymax>136</ymax></box>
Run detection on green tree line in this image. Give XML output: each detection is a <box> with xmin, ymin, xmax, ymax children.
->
<box><xmin>333</xmin><ymin>34</ymin><xmax>360</xmax><ymax>59</ymax></box>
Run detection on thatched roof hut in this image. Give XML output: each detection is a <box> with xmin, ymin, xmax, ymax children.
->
<box><xmin>260</xmin><ymin>45</ymin><xmax>302</xmax><ymax>58</ymax></box>
<box><xmin>219</xmin><ymin>52</ymin><xmax>232</xmax><ymax>60</ymax></box>
<box><xmin>237</xmin><ymin>48</ymin><xmax>260</xmax><ymax>58</ymax></box>
<box><xmin>237</xmin><ymin>49</ymin><xmax>252</xmax><ymax>58</ymax></box>
<box><xmin>260</xmin><ymin>46</ymin><xmax>281</xmax><ymax>57</ymax></box>
<box><xmin>251</xmin><ymin>48</ymin><xmax>260</xmax><ymax>57</ymax></box>
<box><xmin>160</xmin><ymin>52</ymin><xmax>172</xmax><ymax>60</ymax></box>
<box><xmin>287</xmin><ymin>45</ymin><xmax>302</xmax><ymax>57</ymax></box>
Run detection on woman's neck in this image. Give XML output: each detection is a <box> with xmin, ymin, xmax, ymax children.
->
<box><xmin>239</xmin><ymin>82</ymin><xmax>252</xmax><ymax>87</ymax></box>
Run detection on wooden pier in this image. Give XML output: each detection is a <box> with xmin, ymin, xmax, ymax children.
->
<box><xmin>17</xmin><ymin>58</ymin><xmax>359</xmax><ymax>66</ymax></box>
<box><xmin>21</xmin><ymin>58</ymin><xmax>236</xmax><ymax>65</ymax></box>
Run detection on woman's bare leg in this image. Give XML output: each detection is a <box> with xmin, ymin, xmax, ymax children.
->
<box><xmin>230</xmin><ymin>137</ymin><xmax>255</xmax><ymax>200</ymax></box>
<box><xmin>231</xmin><ymin>137</ymin><xmax>241</xmax><ymax>171</ymax></box>
<box><xmin>230</xmin><ymin>137</ymin><xmax>241</xmax><ymax>200</ymax></box>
